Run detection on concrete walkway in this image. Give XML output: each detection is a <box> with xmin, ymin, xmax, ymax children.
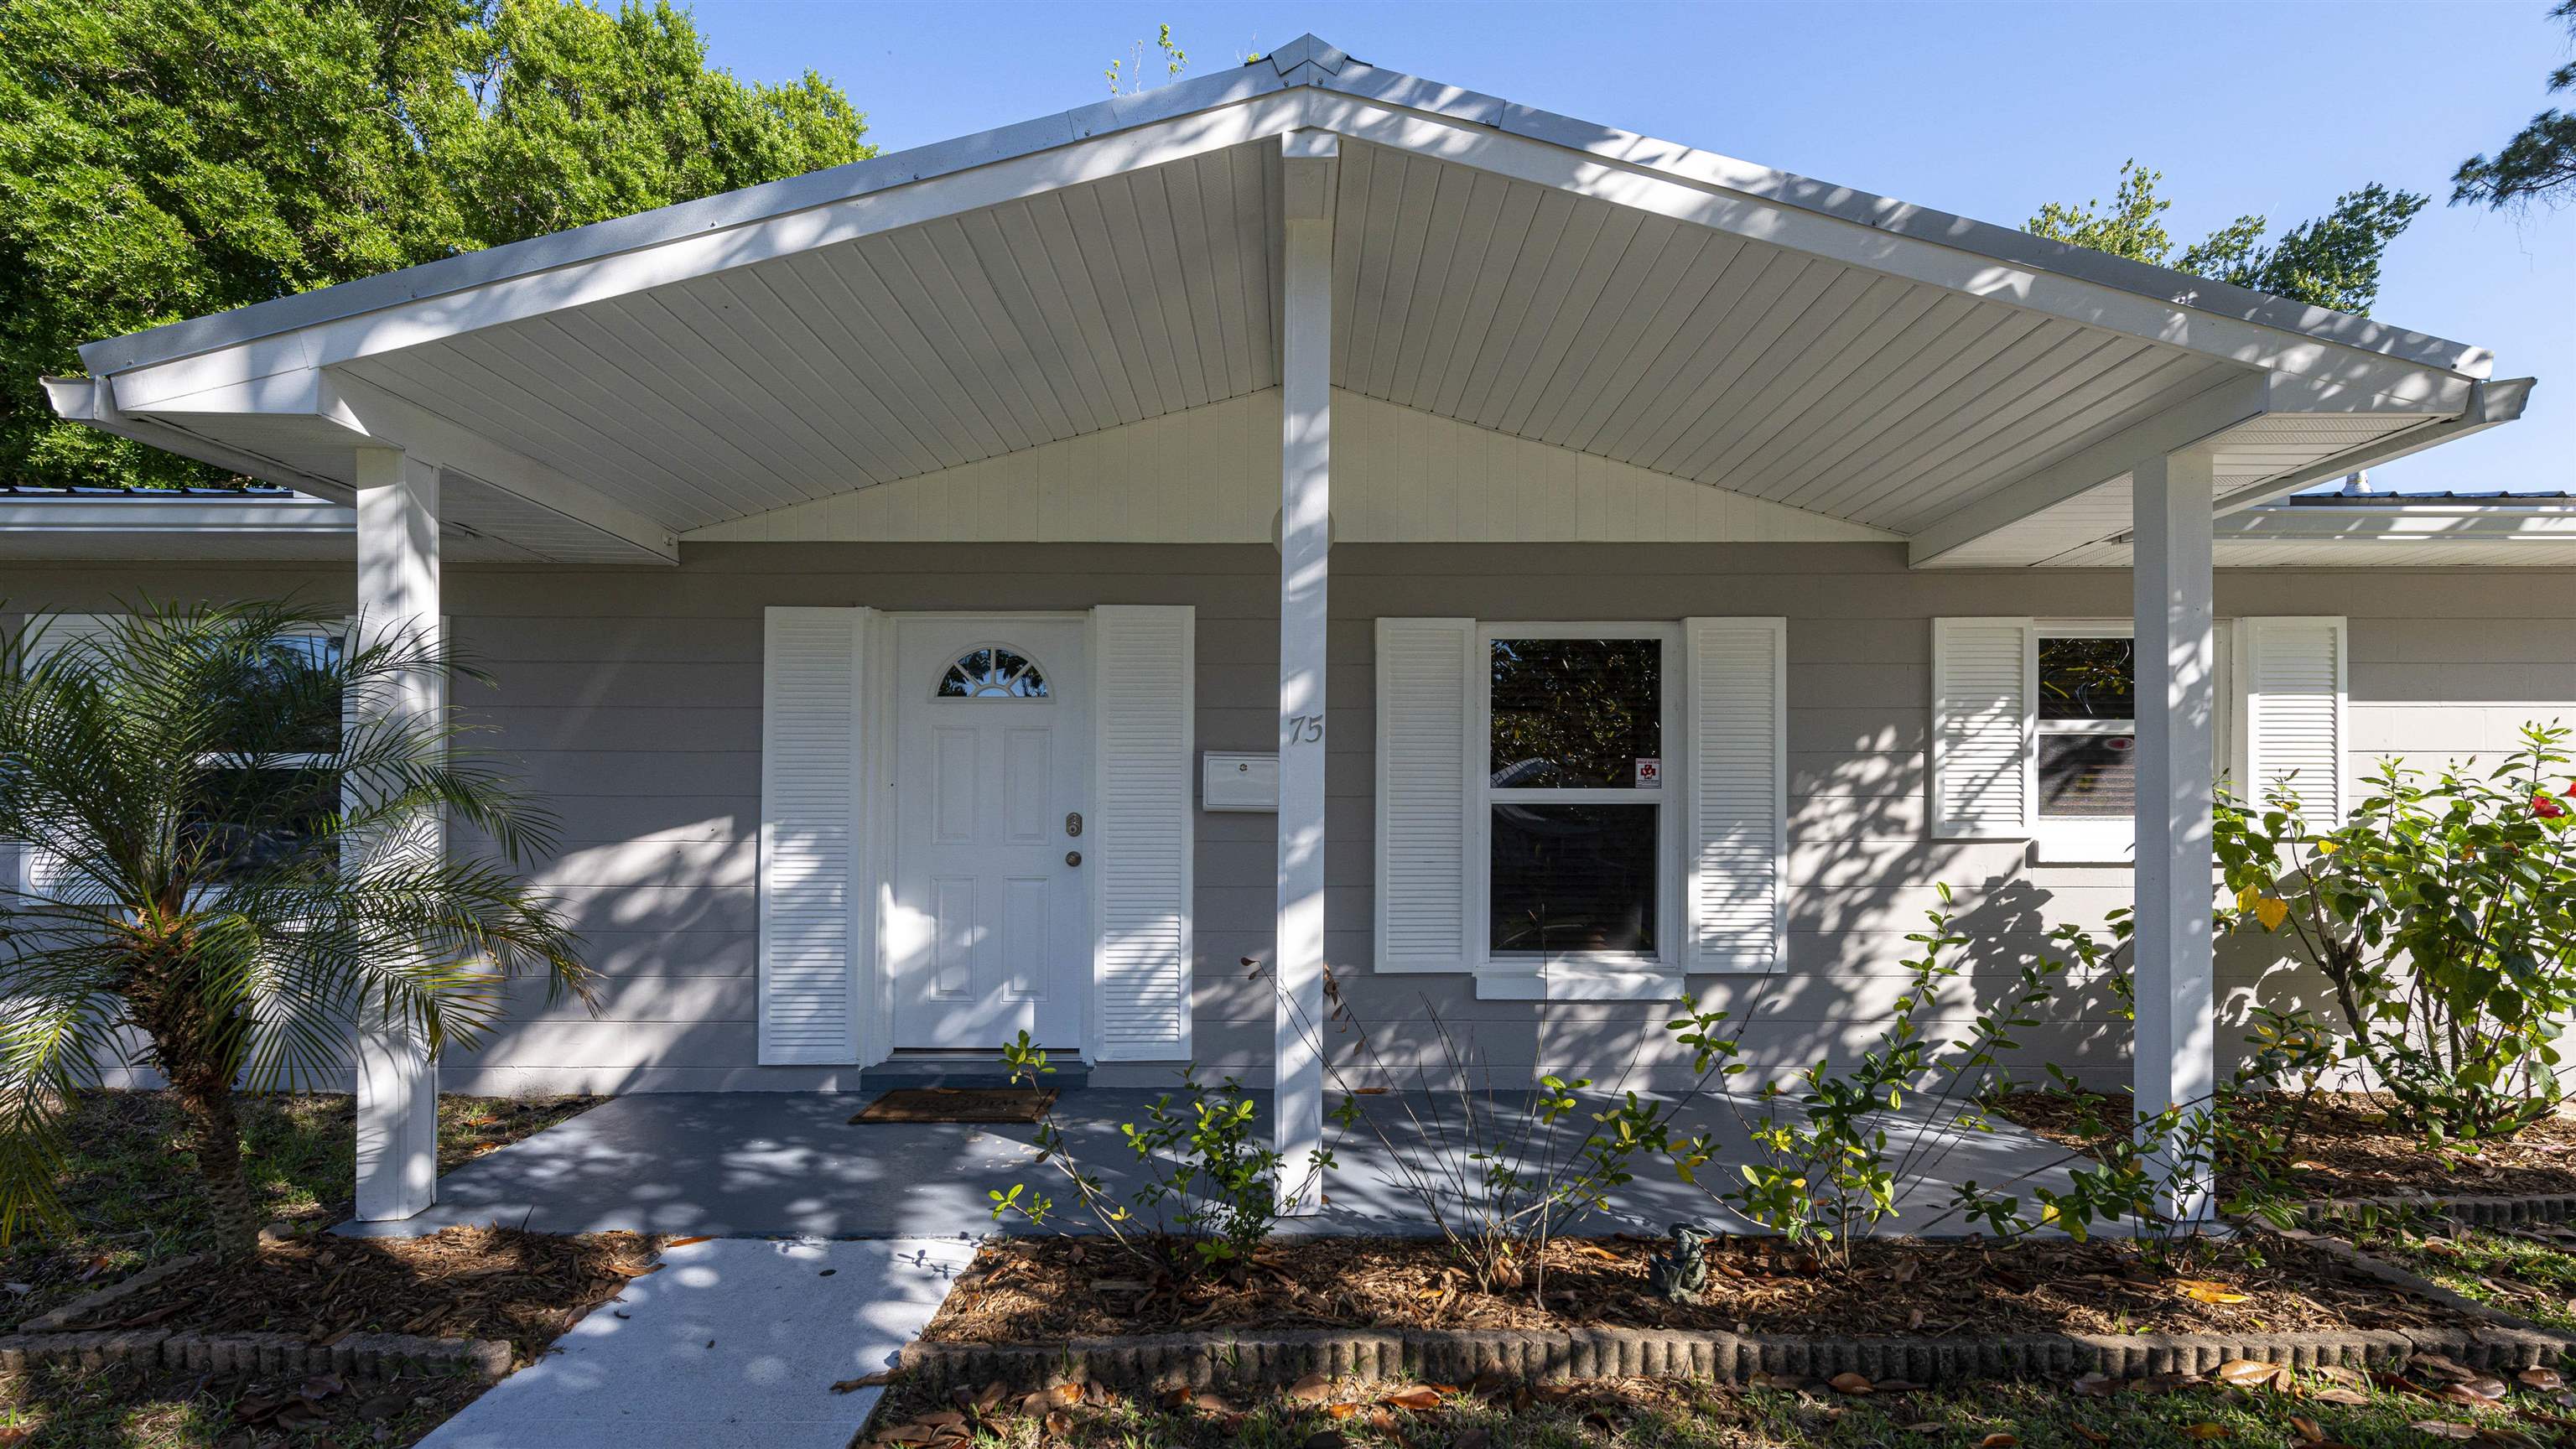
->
<box><xmin>418</xmin><ymin>1236</ymin><xmax>975</xmax><ymax>1449</ymax></box>
<box><xmin>345</xmin><ymin>1087</ymin><xmax>2085</xmax><ymax>1241</ymax></box>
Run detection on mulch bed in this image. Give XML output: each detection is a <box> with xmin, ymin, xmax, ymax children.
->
<box><xmin>43</xmin><ymin>1223</ymin><xmax>666</xmax><ymax>1367</ymax></box>
<box><xmin>1992</xmin><ymin>1089</ymin><xmax>2576</xmax><ymax>1201</ymax></box>
<box><xmin>921</xmin><ymin>1231</ymin><xmax>2478</xmax><ymax>1345</ymax></box>
<box><xmin>852</xmin><ymin>1087</ymin><xmax>1055</xmax><ymax>1124</ymax></box>
<box><xmin>0</xmin><ymin>1357</ymin><xmax>489</xmax><ymax>1448</ymax></box>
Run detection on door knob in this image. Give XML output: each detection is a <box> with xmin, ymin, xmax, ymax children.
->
<box><xmin>1065</xmin><ymin>850</ymin><xmax>1083</xmax><ymax>867</ymax></box>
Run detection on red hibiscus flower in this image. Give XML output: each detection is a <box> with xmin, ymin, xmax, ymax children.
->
<box><xmin>2538</xmin><ymin>792</ymin><xmax>2570</xmax><ymax>820</ymax></box>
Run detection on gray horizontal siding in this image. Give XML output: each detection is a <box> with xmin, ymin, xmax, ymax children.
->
<box><xmin>9</xmin><ymin>543</ymin><xmax>2573</xmax><ymax>1093</ymax></box>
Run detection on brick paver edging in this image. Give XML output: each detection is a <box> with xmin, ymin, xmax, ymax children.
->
<box><xmin>9</xmin><ymin>1254</ymin><xmax>509</xmax><ymax>1384</ymax></box>
<box><xmin>901</xmin><ymin>1232</ymin><xmax>2576</xmax><ymax>1393</ymax></box>
<box><xmin>901</xmin><ymin>1319</ymin><xmax>2573</xmax><ymax>1393</ymax></box>
<box><xmin>2288</xmin><ymin>1192</ymin><xmax>2576</xmax><ymax>1229</ymax></box>
<box><xmin>0</xmin><ymin>1327</ymin><xmax>511</xmax><ymax>1382</ymax></box>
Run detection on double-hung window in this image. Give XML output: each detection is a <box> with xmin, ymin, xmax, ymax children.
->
<box><xmin>1376</xmin><ymin>615</ymin><xmax>1785</xmax><ymax>996</ymax></box>
<box><xmin>187</xmin><ymin>628</ymin><xmax>345</xmax><ymax>881</ymax></box>
<box><xmin>1479</xmin><ymin>626</ymin><xmax>1680</xmax><ymax>983</ymax></box>
<box><xmin>1937</xmin><ymin>615</ymin><xmax>2345</xmax><ymax>858</ymax></box>
<box><xmin>2034</xmin><ymin>629</ymin><xmax>2137</xmax><ymax>822</ymax></box>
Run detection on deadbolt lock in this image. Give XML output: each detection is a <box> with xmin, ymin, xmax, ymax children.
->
<box><xmin>1065</xmin><ymin>812</ymin><xmax>1083</xmax><ymax>838</ymax></box>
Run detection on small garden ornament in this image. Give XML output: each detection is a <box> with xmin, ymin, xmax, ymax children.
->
<box><xmin>1654</xmin><ymin>1222</ymin><xmax>1716</xmax><ymax>1305</ymax></box>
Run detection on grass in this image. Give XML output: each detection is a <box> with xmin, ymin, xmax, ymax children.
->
<box><xmin>2356</xmin><ymin>1223</ymin><xmax>2576</xmax><ymax>1334</ymax></box>
<box><xmin>0</xmin><ymin>1089</ymin><xmax>598</xmax><ymax>1324</ymax></box>
<box><xmin>873</xmin><ymin>1368</ymin><xmax>2576</xmax><ymax>1449</ymax></box>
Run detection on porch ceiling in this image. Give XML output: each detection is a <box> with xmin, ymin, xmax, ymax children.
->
<box><xmin>311</xmin><ymin>138</ymin><xmax>2281</xmax><ymax>545</ymax></box>
<box><xmin>42</xmin><ymin>36</ymin><xmax>2519</xmax><ymax>567</ymax></box>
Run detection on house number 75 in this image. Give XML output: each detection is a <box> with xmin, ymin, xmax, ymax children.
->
<box><xmin>1285</xmin><ymin>714</ymin><xmax>1325</xmax><ymax>745</ymax></box>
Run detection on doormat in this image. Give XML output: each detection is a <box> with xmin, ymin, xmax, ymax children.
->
<box><xmin>850</xmin><ymin>1088</ymin><xmax>1056</xmax><ymax>1124</ymax></box>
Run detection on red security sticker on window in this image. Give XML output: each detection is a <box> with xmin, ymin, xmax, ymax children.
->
<box><xmin>1635</xmin><ymin>757</ymin><xmax>1661</xmax><ymax>787</ymax></box>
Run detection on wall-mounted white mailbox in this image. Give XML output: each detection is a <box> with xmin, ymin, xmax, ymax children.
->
<box><xmin>1201</xmin><ymin>751</ymin><xmax>1280</xmax><ymax>812</ymax></box>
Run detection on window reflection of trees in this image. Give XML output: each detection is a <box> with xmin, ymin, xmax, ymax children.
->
<box><xmin>1488</xmin><ymin>639</ymin><xmax>1659</xmax><ymax>788</ymax></box>
<box><xmin>2038</xmin><ymin>637</ymin><xmax>2135</xmax><ymax>720</ymax></box>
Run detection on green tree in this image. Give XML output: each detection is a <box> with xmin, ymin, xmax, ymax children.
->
<box><xmin>2027</xmin><ymin>161</ymin><xmax>2428</xmax><ymax>316</ymax></box>
<box><xmin>0</xmin><ymin>601</ymin><xmax>595</xmax><ymax>1254</ymax></box>
<box><xmin>0</xmin><ymin>0</ymin><xmax>872</xmax><ymax>493</ymax></box>
<box><xmin>2454</xmin><ymin>1</ymin><xmax>2576</xmax><ymax>210</ymax></box>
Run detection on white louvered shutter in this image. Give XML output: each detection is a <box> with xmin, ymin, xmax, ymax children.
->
<box><xmin>13</xmin><ymin>615</ymin><xmax>121</xmax><ymax>901</ymax></box>
<box><xmin>1092</xmin><ymin>605</ymin><xmax>1195</xmax><ymax>1061</ymax></box>
<box><xmin>1685</xmin><ymin>618</ymin><xmax>1787</xmax><ymax>972</ymax></box>
<box><xmin>1932</xmin><ymin>618</ymin><xmax>2035</xmax><ymax>838</ymax></box>
<box><xmin>2239</xmin><ymin>617</ymin><xmax>2347</xmax><ymax>822</ymax></box>
<box><xmin>1374</xmin><ymin>619</ymin><xmax>1473</xmax><ymax>973</ymax></box>
<box><xmin>758</xmin><ymin>606</ymin><xmax>867</xmax><ymax>1065</ymax></box>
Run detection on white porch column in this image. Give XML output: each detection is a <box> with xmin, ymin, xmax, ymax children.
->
<box><xmin>352</xmin><ymin>445</ymin><xmax>443</xmax><ymax>1222</ymax></box>
<box><xmin>1275</xmin><ymin>130</ymin><xmax>1336</xmax><ymax>1213</ymax></box>
<box><xmin>2131</xmin><ymin>447</ymin><xmax>2218</xmax><ymax>1219</ymax></box>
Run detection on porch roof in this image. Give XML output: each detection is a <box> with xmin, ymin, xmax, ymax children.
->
<box><xmin>38</xmin><ymin>34</ymin><xmax>2531</xmax><ymax>569</ymax></box>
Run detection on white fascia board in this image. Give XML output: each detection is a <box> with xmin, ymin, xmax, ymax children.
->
<box><xmin>2210</xmin><ymin>377</ymin><xmax>2537</xmax><ymax>517</ymax></box>
<box><xmin>1309</xmin><ymin>96</ymin><xmax>2479</xmax><ymax>409</ymax></box>
<box><xmin>100</xmin><ymin>86</ymin><xmax>1316</xmax><ymax>410</ymax></box>
<box><xmin>41</xmin><ymin>375</ymin><xmax>356</xmax><ymax>501</ymax></box>
<box><xmin>2218</xmin><ymin>501</ymin><xmax>2576</xmax><ymax>543</ymax></box>
<box><xmin>0</xmin><ymin>497</ymin><xmax>349</xmax><ymax>534</ymax></box>
<box><xmin>98</xmin><ymin>371</ymin><xmax>679</xmax><ymax>563</ymax></box>
<box><xmin>79</xmin><ymin>59</ymin><xmax>1305</xmax><ymax>378</ymax></box>
<box><xmin>77</xmin><ymin>33</ymin><xmax>2493</xmax><ymax>400</ymax></box>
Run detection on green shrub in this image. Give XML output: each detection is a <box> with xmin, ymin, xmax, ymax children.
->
<box><xmin>2213</xmin><ymin>721</ymin><xmax>2576</xmax><ymax>1140</ymax></box>
<box><xmin>986</xmin><ymin>1032</ymin><xmax>1331</xmax><ymax>1275</ymax></box>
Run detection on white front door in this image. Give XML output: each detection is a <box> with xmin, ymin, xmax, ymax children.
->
<box><xmin>889</xmin><ymin>616</ymin><xmax>1091</xmax><ymax>1051</ymax></box>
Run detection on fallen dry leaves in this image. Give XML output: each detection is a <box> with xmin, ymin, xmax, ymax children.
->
<box><xmin>43</xmin><ymin>1223</ymin><xmax>664</xmax><ymax>1365</ymax></box>
<box><xmin>922</xmin><ymin>1230</ymin><xmax>2465</xmax><ymax>1344</ymax></box>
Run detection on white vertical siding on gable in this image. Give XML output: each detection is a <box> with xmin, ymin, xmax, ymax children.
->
<box><xmin>1931</xmin><ymin>618</ymin><xmax>2036</xmax><ymax>839</ymax></box>
<box><xmin>2239</xmin><ymin>617</ymin><xmax>2347</xmax><ymax>821</ymax></box>
<box><xmin>758</xmin><ymin>606</ymin><xmax>864</xmax><ymax>1065</ymax></box>
<box><xmin>1685</xmin><ymin>618</ymin><xmax>1787</xmax><ymax>972</ymax></box>
<box><xmin>684</xmin><ymin>391</ymin><xmax>1897</xmax><ymax>546</ymax></box>
<box><xmin>1092</xmin><ymin>605</ymin><xmax>1195</xmax><ymax>1061</ymax></box>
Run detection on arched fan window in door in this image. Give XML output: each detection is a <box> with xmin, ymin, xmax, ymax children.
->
<box><xmin>937</xmin><ymin>647</ymin><xmax>1048</xmax><ymax>699</ymax></box>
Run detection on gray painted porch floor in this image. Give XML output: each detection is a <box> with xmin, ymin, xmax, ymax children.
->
<box><xmin>343</xmin><ymin>1088</ymin><xmax>2085</xmax><ymax>1242</ymax></box>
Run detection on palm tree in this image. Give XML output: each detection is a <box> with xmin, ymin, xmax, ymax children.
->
<box><xmin>0</xmin><ymin>599</ymin><xmax>593</xmax><ymax>1255</ymax></box>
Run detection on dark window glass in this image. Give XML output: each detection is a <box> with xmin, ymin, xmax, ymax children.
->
<box><xmin>2038</xmin><ymin>637</ymin><xmax>2135</xmax><ymax>722</ymax></box>
<box><xmin>1489</xmin><ymin>803</ymin><xmax>1657</xmax><ymax>955</ymax></box>
<box><xmin>1488</xmin><ymin>638</ymin><xmax>1660</xmax><ymax>788</ymax></box>
<box><xmin>218</xmin><ymin>633</ymin><xmax>344</xmax><ymax>755</ymax></box>
<box><xmin>184</xmin><ymin>767</ymin><xmax>340</xmax><ymax>878</ymax></box>
<box><xmin>940</xmin><ymin>647</ymin><xmax>1046</xmax><ymax>698</ymax></box>
<box><xmin>2038</xmin><ymin>734</ymin><xmax>2137</xmax><ymax>818</ymax></box>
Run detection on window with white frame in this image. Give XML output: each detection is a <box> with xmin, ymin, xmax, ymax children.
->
<box><xmin>2034</xmin><ymin>629</ymin><xmax>2137</xmax><ymax>820</ymax></box>
<box><xmin>187</xmin><ymin>629</ymin><xmax>345</xmax><ymax>880</ymax></box>
<box><xmin>1478</xmin><ymin>625</ymin><xmax>1680</xmax><ymax>969</ymax></box>
<box><xmin>1378</xmin><ymin>615</ymin><xmax>1784</xmax><ymax>991</ymax></box>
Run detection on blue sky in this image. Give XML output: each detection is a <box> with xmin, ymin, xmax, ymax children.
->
<box><xmin>689</xmin><ymin>0</ymin><xmax>2573</xmax><ymax>494</ymax></box>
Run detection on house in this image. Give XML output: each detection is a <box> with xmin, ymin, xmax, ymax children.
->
<box><xmin>5</xmin><ymin>37</ymin><xmax>2563</xmax><ymax>1223</ymax></box>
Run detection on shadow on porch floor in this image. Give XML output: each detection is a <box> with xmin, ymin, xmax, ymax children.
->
<box><xmin>338</xmin><ymin>1088</ymin><xmax>2089</xmax><ymax>1242</ymax></box>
